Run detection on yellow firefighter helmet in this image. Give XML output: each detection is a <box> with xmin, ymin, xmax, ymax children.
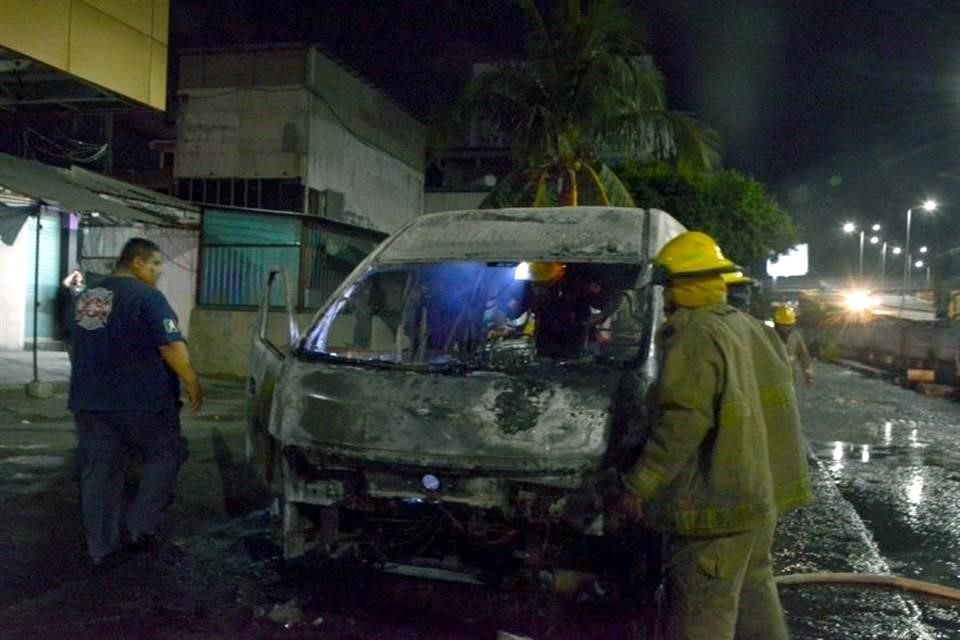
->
<box><xmin>527</xmin><ymin>261</ymin><xmax>566</xmax><ymax>284</ymax></box>
<box><xmin>653</xmin><ymin>231</ymin><xmax>737</xmax><ymax>283</ymax></box>
<box><xmin>773</xmin><ymin>305</ymin><xmax>797</xmax><ymax>326</ymax></box>
<box><xmin>722</xmin><ymin>271</ymin><xmax>754</xmax><ymax>286</ymax></box>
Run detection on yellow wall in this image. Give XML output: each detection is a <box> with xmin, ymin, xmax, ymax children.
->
<box><xmin>0</xmin><ymin>0</ymin><xmax>168</xmax><ymax>110</ymax></box>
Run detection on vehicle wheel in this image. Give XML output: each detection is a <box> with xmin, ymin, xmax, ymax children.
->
<box><xmin>283</xmin><ymin>499</ymin><xmax>307</xmax><ymax>560</ymax></box>
<box><xmin>264</xmin><ymin>435</ymin><xmax>283</xmax><ymax>495</ymax></box>
<box><xmin>246</xmin><ymin>417</ymin><xmax>276</xmax><ymax>486</ymax></box>
<box><xmin>280</xmin><ymin>455</ymin><xmax>307</xmax><ymax>560</ymax></box>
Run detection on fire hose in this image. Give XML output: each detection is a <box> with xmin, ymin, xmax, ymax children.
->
<box><xmin>777</xmin><ymin>572</ymin><xmax>960</xmax><ymax>603</ymax></box>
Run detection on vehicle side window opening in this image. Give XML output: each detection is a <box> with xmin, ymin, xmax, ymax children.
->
<box><xmin>302</xmin><ymin>261</ymin><xmax>646</xmax><ymax>368</ymax></box>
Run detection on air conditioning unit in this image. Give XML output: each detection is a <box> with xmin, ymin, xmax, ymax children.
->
<box><xmin>309</xmin><ymin>188</ymin><xmax>345</xmax><ymax>220</ymax></box>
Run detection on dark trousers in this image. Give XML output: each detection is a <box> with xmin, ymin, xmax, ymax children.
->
<box><xmin>75</xmin><ymin>410</ymin><xmax>187</xmax><ymax>560</ymax></box>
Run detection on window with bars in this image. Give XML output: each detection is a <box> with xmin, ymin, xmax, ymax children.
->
<box><xmin>177</xmin><ymin>177</ymin><xmax>304</xmax><ymax>211</ymax></box>
<box><xmin>198</xmin><ymin>206</ymin><xmax>385</xmax><ymax>310</ymax></box>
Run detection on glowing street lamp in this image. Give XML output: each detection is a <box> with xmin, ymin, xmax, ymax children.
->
<box><xmin>843</xmin><ymin>222</ymin><xmax>882</xmax><ymax>280</ymax></box>
<box><xmin>842</xmin><ymin>222</ymin><xmax>867</xmax><ymax>279</ymax></box>
<box><xmin>914</xmin><ymin>259</ymin><xmax>932</xmax><ymax>288</ymax></box>
<box><xmin>873</xmin><ymin>238</ymin><xmax>899</xmax><ymax>289</ymax></box>
<box><xmin>876</xmin><ymin>244</ymin><xmax>902</xmax><ymax>290</ymax></box>
<box><xmin>904</xmin><ymin>199</ymin><xmax>937</xmax><ymax>292</ymax></box>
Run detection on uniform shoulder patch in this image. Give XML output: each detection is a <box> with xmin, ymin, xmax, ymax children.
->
<box><xmin>163</xmin><ymin>318</ymin><xmax>179</xmax><ymax>334</ymax></box>
<box><xmin>75</xmin><ymin>287</ymin><xmax>113</xmax><ymax>331</ymax></box>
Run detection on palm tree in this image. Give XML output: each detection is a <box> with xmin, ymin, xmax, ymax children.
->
<box><xmin>462</xmin><ymin>0</ymin><xmax>721</xmax><ymax>208</ymax></box>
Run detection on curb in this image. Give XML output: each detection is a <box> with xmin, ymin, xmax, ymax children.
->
<box><xmin>832</xmin><ymin>359</ymin><xmax>894</xmax><ymax>380</ymax></box>
<box><xmin>0</xmin><ymin>381</ymin><xmax>70</xmax><ymax>398</ymax></box>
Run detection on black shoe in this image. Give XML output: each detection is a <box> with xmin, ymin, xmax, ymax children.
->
<box><xmin>126</xmin><ymin>532</ymin><xmax>163</xmax><ymax>553</ymax></box>
<box><xmin>90</xmin><ymin>549</ymin><xmax>130</xmax><ymax>574</ymax></box>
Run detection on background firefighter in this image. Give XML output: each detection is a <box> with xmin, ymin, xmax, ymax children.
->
<box><xmin>721</xmin><ymin>270</ymin><xmax>755</xmax><ymax>313</ymax></box>
<box><xmin>773</xmin><ymin>304</ymin><xmax>814</xmax><ymax>388</ymax></box>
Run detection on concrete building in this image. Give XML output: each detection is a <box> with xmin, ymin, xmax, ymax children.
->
<box><xmin>173</xmin><ymin>45</ymin><xmax>427</xmax><ymax>376</ymax></box>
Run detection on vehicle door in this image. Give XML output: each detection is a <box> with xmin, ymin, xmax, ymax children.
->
<box><xmin>246</xmin><ymin>267</ymin><xmax>300</xmax><ymax>487</ymax></box>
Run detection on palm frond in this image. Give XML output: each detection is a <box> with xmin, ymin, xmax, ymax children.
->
<box><xmin>596</xmin><ymin>163</ymin><xmax>636</xmax><ymax>206</ymax></box>
<box><xmin>462</xmin><ymin>0</ymin><xmax>723</xmax><ymax>208</ymax></box>
<box><xmin>480</xmin><ymin>169</ymin><xmax>543</xmax><ymax>209</ymax></box>
<box><xmin>531</xmin><ymin>168</ymin><xmax>552</xmax><ymax>206</ymax></box>
<box><xmin>582</xmin><ymin>162</ymin><xmax>611</xmax><ymax>205</ymax></box>
<box><xmin>668</xmin><ymin>112</ymin><xmax>723</xmax><ymax>174</ymax></box>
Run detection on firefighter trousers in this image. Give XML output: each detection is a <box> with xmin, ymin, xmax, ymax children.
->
<box><xmin>661</xmin><ymin>514</ymin><xmax>788</xmax><ymax>640</ymax></box>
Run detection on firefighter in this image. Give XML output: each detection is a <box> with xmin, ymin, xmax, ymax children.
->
<box><xmin>773</xmin><ymin>304</ymin><xmax>814</xmax><ymax>387</ymax></box>
<box><xmin>618</xmin><ymin>230</ymin><xmax>811</xmax><ymax>640</ymax></box>
<box><xmin>526</xmin><ymin>261</ymin><xmax>602</xmax><ymax>358</ymax></box>
<box><xmin>721</xmin><ymin>270</ymin><xmax>755</xmax><ymax>313</ymax></box>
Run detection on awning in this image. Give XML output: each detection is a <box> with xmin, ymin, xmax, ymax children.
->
<box><xmin>0</xmin><ymin>152</ymin><xmax>199</xmax><ymax>228</ymax></box>
<box><xmin>0</xmin><ymin>200</ymin><xmax>37</xmax><ymax>245</ymax></box>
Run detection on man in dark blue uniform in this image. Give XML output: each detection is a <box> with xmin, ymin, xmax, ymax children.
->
<box><xmin>68</xmin><ymin>237</ymin><xmax>203</xmax><ymax>569</ymax></box>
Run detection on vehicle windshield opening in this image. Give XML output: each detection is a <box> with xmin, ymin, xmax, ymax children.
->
<box><xmin>301</xmin><ymin>261</ymin><xmax>646</xmax><ymax>369</ymax></box>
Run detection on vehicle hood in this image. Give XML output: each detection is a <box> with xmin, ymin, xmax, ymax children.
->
<box><xmin>270</xmin><ymin>357</ymin><xmax>623</xmax><ymax>473</ymax></box>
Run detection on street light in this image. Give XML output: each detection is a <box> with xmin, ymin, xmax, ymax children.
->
<box><xmin>881</xmin><ymin>244</ymin><xmax>901</xmax><ymax>290</ymax></box>
<box><xmin>914</xmin><ymin>259</ymin><xmax>932</xmax><ymax>289</ymax></box>
<box><xmin>904</xmin><ymin>199</ymin><xmax>937</xmax><ymax>292</ymax></box>
<box><xmin>842</xmin><ymin>222</ymin><xmax>882</xmax><ymax>280</ymax></box>
<box><xmin>842</xmin><ymin>222</ymin><xmax>867</xmax><ymax>279</ymax></box>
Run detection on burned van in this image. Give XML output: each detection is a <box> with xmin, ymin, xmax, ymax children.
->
<box><xmin>247</xmin><ymin>207</ymin><xmax>685</xmax><ymax>596</ymax></box>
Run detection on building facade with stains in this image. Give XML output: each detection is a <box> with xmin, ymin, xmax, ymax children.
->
<box><xmin>174</xmin><ymin>45</ymin><xmax>427</xmax><ymax>376</ymax></box>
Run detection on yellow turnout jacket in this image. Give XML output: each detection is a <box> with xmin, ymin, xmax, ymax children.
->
<box><xmin>622</xmin><ymin>303</ymin><xmax>811</xmax><ymax>536</ymax></box>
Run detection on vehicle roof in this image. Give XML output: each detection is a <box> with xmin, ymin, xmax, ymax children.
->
<box><xmin>375</xmin><ymin>206</ymin><xmax>685</xmax><ymax>264</ymax></box>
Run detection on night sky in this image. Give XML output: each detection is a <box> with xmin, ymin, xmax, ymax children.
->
<box><xmin>171</xmin><ymin>0</ymin><xmax>960</xmax><ymax>272</ymax></box>
<box><xmin>643</xmin><ymin>0</ymin><xmax>960</xmax><ymax>271</ymax></box>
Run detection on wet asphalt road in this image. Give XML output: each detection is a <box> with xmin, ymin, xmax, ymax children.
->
<box><xmin>777</xmin><ymin>363</ymin><xmax>960</xmax><ymax>639</ymax></box>
<box><xmin>2</xmin><ymin>364</ymin><xmax>960</xmax><ymax>638</ymax></box>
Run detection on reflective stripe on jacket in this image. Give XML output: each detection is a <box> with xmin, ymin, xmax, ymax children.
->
<box><xmin>622</xmin><ymin>303</ymin><xmax>811</xmax><ymax>536</ymax></box>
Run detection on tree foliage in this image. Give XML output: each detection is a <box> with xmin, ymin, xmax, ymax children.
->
<box><xmin>620</xmin><ymin>164</ymin><xmax>799</xmax><ymax>266</ymax></box>
<box><xmin>460</xmin><ymin>0</ymin><xmax>721</xmax><ymax>207</ymax></box>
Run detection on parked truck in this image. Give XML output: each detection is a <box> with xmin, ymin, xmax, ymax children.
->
<box><xmin>246</xmin><ymin>206</ymin><xmax>686</xmax><ymax>599</ymax></box>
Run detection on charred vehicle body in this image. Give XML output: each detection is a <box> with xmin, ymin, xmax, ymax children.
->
<box><xmin>247</xmin><ymin>207</ymin><xmax>685</xmax><ymax>597</ymax></box>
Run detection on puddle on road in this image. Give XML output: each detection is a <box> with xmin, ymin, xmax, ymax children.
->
<box><xmin>0</xmin><ymin>444</ymin><xmax>51</xmax><ymax>450</ymax></box>
<box><xmin>1</xmin><ymin>481</ymin><xmax>47</xmax><ymax>496</ymax></box>
<box><xmin>0</xmin><ymin>454</ymin><xmax>68</xmax><ymax>495</ymax></box>
<box><xmin>776</xmin><ymin>462</ymin><xmax>939</xmax><ymax>639</ymax></box>
<box><xmin>789</xmin><ymin>363</ymin><xmax>960</xmax><ymax>639</ymax></box>
<box><xmin>0</xmin><ymin>455</ymin><xmax>66</xmax><ymax>467</ymax></box>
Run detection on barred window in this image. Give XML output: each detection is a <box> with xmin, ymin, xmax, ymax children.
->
<box><xmin>198</xmin><ymin>207</ymin><xmax>384</xmax><ymax>309</ymax></box>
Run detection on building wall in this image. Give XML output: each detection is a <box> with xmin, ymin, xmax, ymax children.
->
<box><xmin>305</xmin><ymin>111</ymin><xmax>423</xmax><ymax>232</ymax></box>
<box><xmin>0</xmin><ymin>221</ymin><xmax>31</xmax><ymax>349</ymax></box>
<box><xmin>304</xmin><ymin>47</ymin><xmax>425</xmax><ymax>233</ymax></box>
<box><xmin>176</xmin><ymin>87</ymin><xmax>307</xmax><ymax>179</ymax></box>
<box><xmin>189</xmin><ymin>307</ymin><xmax>315</xmax><ymax>378</ymax></box>
<box><xmin>80</xmin><ymin>225</ymin><xmax>198</xmax><ymax>337</ymax></box>
<box><xmin>176</xmin><ymin>46</ymin><xmax>428</xmax><ymax>376</ymax></box>
<box><xmin>175</xmin><ymin>46</ymin><xmax>426</xmax><ymax>234</ymax></box>
<box><xmin>423</xmin><ymin>192</ymin><xmax>487</xmax><ymax>214</ymax></box>
<box><xmin>0</xmin><ymin>0</ymin><xmax>168</xmax><ymax>110</ymax></box>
